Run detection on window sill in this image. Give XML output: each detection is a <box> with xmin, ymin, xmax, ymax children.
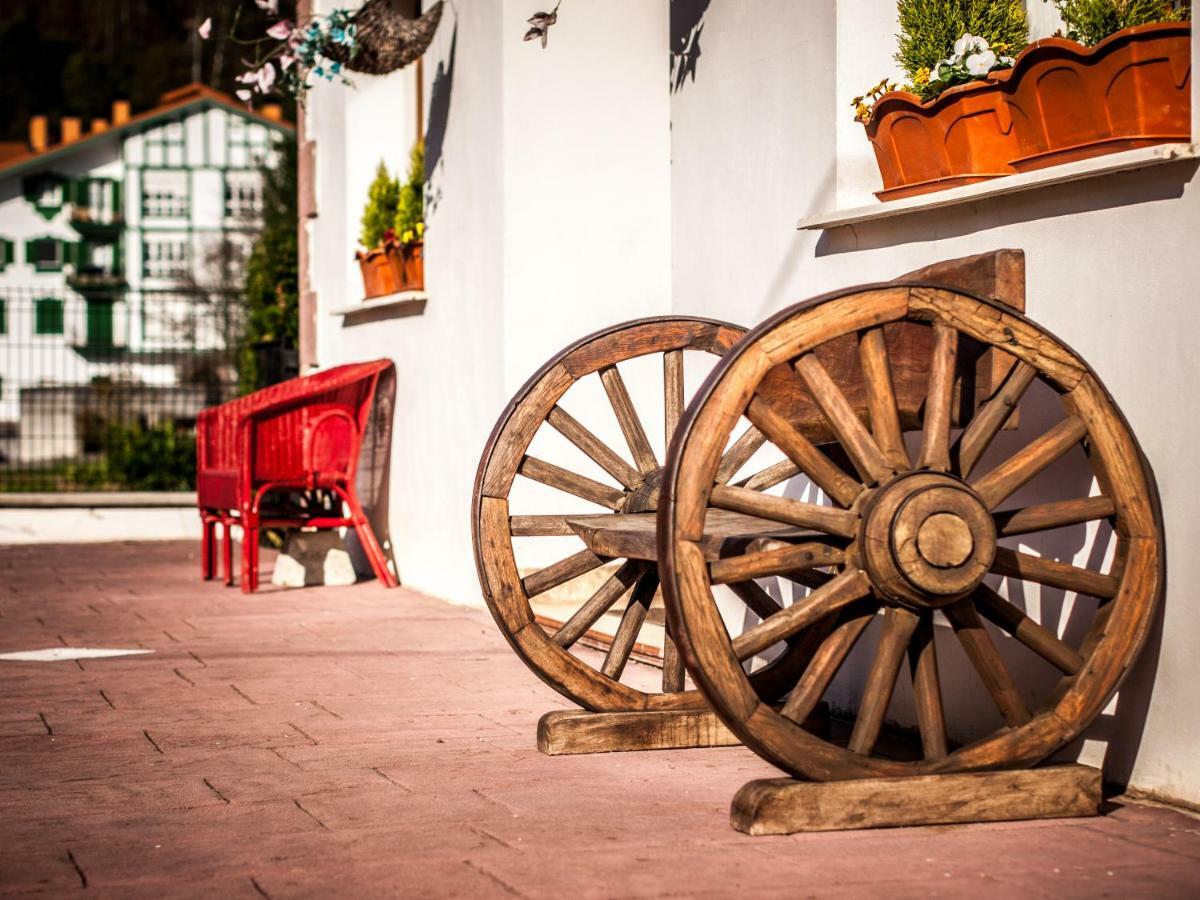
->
<box><xmin>799</xmin><ymin>142</ymin><xmax>1199</xmax><ymax>231</ymax></box>
<box><xmin>331</xmin><ymin>291</ymin><xmax>427</xmax><ymax>323</ymax></box>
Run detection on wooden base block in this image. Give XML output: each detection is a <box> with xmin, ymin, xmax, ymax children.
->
<box><xmin>537</xmin><ymin>708</ymin><xmax>741</xmax><ymax>755</ymax></box>
<box><xmin>731</xmin><ymin>764</ymin><xmax>1101</xmax><ymax>835</ymax></box>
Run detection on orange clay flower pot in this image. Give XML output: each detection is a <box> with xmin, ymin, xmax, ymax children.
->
<box><xmin>391</xmin><ymin>239</ymin><xmax>424</xmax><ymax>292</ymax></box>
<box><xmin>864</xmin><ymin>80</ymin><xmax>1020</xmax><ymax>201</ymax></box>
<box><xmin>1002</xmin><ymin>22</ymin><xmax>1192</xmax><ymax>172</ymax></box>
<box><xmin>356</xmin><ymin>245</ymin><xmax>400</xmax><ymax>299</ymax></box>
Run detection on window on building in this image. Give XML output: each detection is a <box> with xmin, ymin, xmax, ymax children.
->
<box><xmin>0</xmin><ymin>298</ymin><xmax>7</xmax><ymax>335</ymax></box>
<box><xmin>27</xmin><ymin>238</ymin><xmax>65</xmax><ymax>271</ymax></box>
<box><xmin>143</xmin><ymin>119</ymin><xmax>187</xmax><ymax>168</ymax></box>
<box><xmin>34</xmin><ymin>298</ymin><xmax>65</xmax><ymax>335</ymax></box>
<box><xmin>0</xmin><ymin>238</ymin><xmax>13</xmax><ymax>270</ymax></box>
<box><xmin>85</xmin><ymin>299</ymin><xmax>115</xmax><ymax>348</ymax></box>
<box><xmin>224</xmin><ymin>172</ymin><xmax>264</xmax><ymax>220</ymax></box>
<box><xmin>143</xmin><ymin>239</ymin><xmax>190</xmax><ymax>279</ymax></box>
<box><xmin>72</xmin><ymin>178</ymin><xmax>120</xmax><ymax>224</ymax></box>
<box><xmin>141</xmin><ymin>170</ymin><xmax>190</xmax><ymax>218</ymax></box>
<box><xmin>22</xmin><ymin>175</ymin><xmax>66</xmax><ymax>220</ymax></box>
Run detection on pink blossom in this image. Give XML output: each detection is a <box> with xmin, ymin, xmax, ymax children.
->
<box><xmin>279</xmin><ymin>54</ymin><xmax>295</xmax><ymax>71</ymax></box>
<box><xmin>266</xmin><ymin>20</ymin><xmax>293</xmax><ymax>40</ymax></box>
<box><xmin>254</xmin><ymin>0</ymin><xmax>279</xmax><ymax>14</ymax></box>
<box><xmin>236</xmin><ymin>89</ymin><xmax>253</xmax><ymax>102</ymax></box>
<box><xmin>256</xmin><ymin>63</ymin><xmax>276</xmax><ymax>93</ymax></box>
<box><xmin>198</xmin><ymin>17</ymin><xmax>212</xmax><ymax>40</ymax></box>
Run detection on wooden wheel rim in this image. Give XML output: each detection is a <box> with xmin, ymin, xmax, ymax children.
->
<box><xmin>659</xmin><ymin>285</ymin><xmax>1164</xmax><ymax>779</ymax></box>
<box><xmin>472</xmin><ymin>315</ymin><xmax>813</xmax><ymax>712</ymax></box>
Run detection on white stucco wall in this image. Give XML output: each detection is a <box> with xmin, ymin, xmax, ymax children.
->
<box><xmin>669</xmin><ymin>0</ymin><xmax>1200</xmax><ymax>805</ymax></box>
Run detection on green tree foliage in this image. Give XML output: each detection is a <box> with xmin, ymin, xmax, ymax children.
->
<box><xmin>360</xmin><ymin>161</ymin><xmax>401</xmax><ymax>250</ymax></box>
<box><xmin>394</xmin><ymin>139</ymin><xmax>425</xmax><ymax>239</ymax></box>
<box><xmin>1049</xmin><ymin>0</ymin><xmax>1190</xmax><ymax>44</ymax></box>
<box><xmin>239</xmin><ymin>138</ymin><xmax>299</xmax><ymax>393</ymax></box>
<box><xmin>896</xmin><ymin>0</ymin><xmax>1030</xmax><ymax>78</ymax></box>
<box><xmin>0</xmin><ymin>1</ymin><xmax>296</xmax><ymax>143</ymax></box>
<box><xmin>103</xmin><ymin>421</ymin><xmax>195</xmax><ymax>490</ymax></box>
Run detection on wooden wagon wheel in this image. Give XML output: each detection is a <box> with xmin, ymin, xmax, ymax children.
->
<box><xmin>473</xmin><ymin>317</ymin><xmax>833</xmax><ymax>713</ymax></box>
<box><xmin>659</xmin><ymin>285</ymin><xmax>1163</xmax><ymax>780</ymax></box>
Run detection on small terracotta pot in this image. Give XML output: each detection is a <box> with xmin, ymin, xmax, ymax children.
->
<box><xmin>1003</xmin><ymin>23</ymin><xmax>1191</xmax><ymax>172</ymax></box>
<box><xmin>357</xmin><ymin>245</ymin><xmax>400</xmax><ymax>299</ymax></box>
<box><xmin>390</xmin><ymin>240</ymin><xmax>424</xmax><ymax>292</ymax></box>
<box><xmin>864</xmin><ymin>80</ymin><xmax>1019</xmax><ymax>201</ymax></box>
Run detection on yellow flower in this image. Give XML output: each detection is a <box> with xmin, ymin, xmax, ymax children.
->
<box><xmin>415</xmin><ymin>222</ymin><xmax>424</xmax><ymax>237</ymax></box>
<box><xmin>402</xmin><ymin>229</ymin><xmax>414</xmax><ymax>243</ymax></box>
<box><xmin>913</xmin><ymin>66</ymin><xmax>930</xmax><ymax>86</ymax></box>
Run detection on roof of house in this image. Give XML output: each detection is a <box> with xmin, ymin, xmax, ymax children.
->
<box><xmin>0</xmin><ymin>83</ymin><xmax>294</xmax><ymax>181</ymax></box>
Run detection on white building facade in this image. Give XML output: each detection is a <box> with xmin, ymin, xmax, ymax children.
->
<box><xmin>301</xmin><ymin>2</ymin><xmax>1200</xmax><ymax>807</ymax></box>
<box><xmin>0</xmin><ymin>84</ymin><xmax>292</xmax><ymax>462</ymax></box>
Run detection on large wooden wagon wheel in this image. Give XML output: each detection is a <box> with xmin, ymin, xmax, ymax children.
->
<box><xmin>473</xmin><ymin>317</ymin><xmax>833</xmax><ymax>713</ymax></box>
<box><xmin>659</xmin><ymin>285</ymin><xmax>1163</xmax><ymax>780</ymax></box>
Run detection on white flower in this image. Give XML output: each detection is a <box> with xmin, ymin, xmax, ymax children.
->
<box><xmin>256</xmin><ymin>62</ymin><xmax>276</xmax><ymax>93</ymax></box>
<box><xmin>255</xmin><ymin>0</ymin><xmax>279</xmax><ymax>14</ymax></box>
<box><xmin>198</xmin><ymin>17</ymin><xmax>212</xmax><ymax>40</ymax></box>
<box><xmin>954</xmin><ymin>33</ymin><xmax>989</xmax><ymax>57</ymax></box>
<box><xmin>999</xmin><ymin>55</ymin><xmax>1015</xmax><ymax>66</ymax></box>
<box><xmin>966</xmin><ymin>49</ymin><xmax>997</xmax><ymax>76</ymax></box>
<box><xmin>279</xmin><ymin>54</ymin><xmax>295</xmax><ymax>71</ymax></box>
<box><xmin>266</xmin><ymin>20</ymin><xmax>293</xmax><ymax>40</ymax></box>
<box><xmin>236</xmin><ymin>89</ymin><xmax>253</xmax><ymax>102</ymax></box>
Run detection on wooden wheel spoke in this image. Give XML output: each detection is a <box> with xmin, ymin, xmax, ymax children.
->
<box><xmin>746</xmin><ymin>396</ymin><xmax>863</xmax><ymax>507</ymax></box>
<box><xmin>601</xmin><ymin>570</ymin><xmax>659</xmax><ymax>680</ymax></box>
<box><xmin>510</xmin><ymin>515</ymin><xmax>577</xmax><ymax>536</ymax></box>
<box><xmin>908</xmin><ymin>614</ymin><xmax>948</xmax><ymax>759</ymax></box>
<box><xmin>716</xmin><ymin>426</ymin><xmax>768</xmax><ymax>484</ymax></box>
<box><xmin>662</xmin><ymin>620</ymin><xmax>686</xmax><ymax>692</ymax></box>
<box><xmin>522</xmin><ymin>548</ymin><xmax>610</xmax><ymax>599</ymax></box>
<box><xmin>848</xmin><ymin>607</ymin><xmax>920</xmax><ymax>755</ymax></box>
<box><xmin>730</xmin><ymin>569</ymin><xmax>870</xmax><ymax>662</ymax></box>
<box><xmin>710</xmin><ymin>542</ymin><xmax>846</xmax><ymax>587</ymax></box>
<box><xmin>991</xmin><ymin>545</ymin><xmax>1117</xmax><ymax>599</ymax></box>
<box><xmin>993</xmin><ymin>496</ymin><xmax>1116</xmax><ymax>537</ymax></box>
<box><xmin>781</xmin><ymin>600</ymin><xmax>879</xmax><ymax>726</ymax></box>
<box><xmin>971</xmin><ymin>415</ymin><xmax>1087</xmax><ymax>509</ymax></box>
<box><xmin>953</xmin><ymin>361</ymin><xmax>1037</xmax><ymax>478</ymax></box>
<box><xmin>518</xmin><ymin>456</ymin><xmax>625</xmax><ymax>511</ymax></box>
<box><xmin>709</xmin><ymin>484</ymin><xmax>858</xmax><ymax>538</ymax></box>
<box><xmin>552</xmin><ymin>560</ymin><xmax>642</xmax><ymax>648</ymax></box>
<box><xmin>973</xmin><ymin>584</ymin><xmax>1084</xmax><ymax>675</ymax></box>
<box><xmin>858</xmin><ymin>327</ymin><xmax>910</xmax><ymax>469</ymax></box>
<box><xmin>663</xmin><ymin>349</ymin><xmax>685</xmax><ymax>448</ymax></box>
<box><xmin>727</xmin><ymin>579</ymin><xmax>785</xmax><ymax>620</ymax></box>
<box><xmin>736</xmin><ymin>458</ymin><xmax>801</xmax><ymax>492</ymax></box>
<box><xmin>915</xmin><ymin>320</ymin><xmax>958</xmax><ymax>472</ymax></box>
<box><xmin>547</xmin><ymin>406</ymin><xmax>642</xmax><ymax>490</ymax></box>
<box><xmin>944</xmin><ymin>600</ymin><xmax>1031</xmax><ymax>728</ymax></box>
<box><xmin>795</xmin><ymin>354</ymin><xmax>894</xmax><ymax>485</ymax></box>
<box><xmin>599</xmin><ymin>365</ymin><xmax>658</xmax><ymax>475</ymax></box>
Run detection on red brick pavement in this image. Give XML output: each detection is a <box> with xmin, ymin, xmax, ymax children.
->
<box><xmin>1</xmin><ymin>541</ymin><xmax>1198</xmax><ymax>898</ymax></box>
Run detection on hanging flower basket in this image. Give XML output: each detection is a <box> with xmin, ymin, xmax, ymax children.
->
<box><xmin>326</xmin><ymin>0</ymin><xmax>444</xmax><ymax>76</ymax></box>
<box><xmin>1003</xmin><ymin>22</ymin><xmax>1191</xmax><ymax>172</ymax></box>
<box><xmin>863</xmin><ymin>22</ymin><xmax>1192</xmax><ymax>200</ymax></box>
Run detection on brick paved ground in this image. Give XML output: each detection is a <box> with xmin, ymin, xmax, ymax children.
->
<box><xmin>1</xmin><ymin>541</ymin><xmax>1198</xmax><ymax>898</ymax></box>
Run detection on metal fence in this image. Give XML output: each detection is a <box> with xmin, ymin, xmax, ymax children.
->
<box><xmin>0</xmin><ymin>286</ymin><xmax>295</xmax><ymax>492</ymax></box>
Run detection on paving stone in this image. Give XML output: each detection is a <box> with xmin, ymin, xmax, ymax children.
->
<box><xmin>0</xmin><ymin>540</ymin><xmax>1198</xmax><ymax>897</ymax></box>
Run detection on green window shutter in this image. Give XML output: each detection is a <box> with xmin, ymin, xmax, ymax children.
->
<box><xmin>34</xmin><ymin>298</ymin><xmax>64</xmax><ymax>335</ymax></box>
<box><xmin>0</xmin><ymin>298</ymin><xmax>7</xmax><ymax>335</ymax></box>
<box><xmin>85</xmin><ymin>299</ymin><xmax>114</xmax><ymax>348</ymax></box>
<box><xmin>0</xmin><ymin>238</ymin><xmax>12</xmax><ymax>269</ymax></box>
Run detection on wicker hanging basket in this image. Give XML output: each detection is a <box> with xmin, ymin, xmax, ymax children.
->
<box><xmin>328</xmin><ymin>0</ymin><xmax>444</xmax><ymax>76</ymax></box>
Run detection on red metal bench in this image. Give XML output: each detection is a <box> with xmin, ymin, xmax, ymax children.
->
<box><xmin>197</xmin><ymin>360</ymin><xmax>398</xmax><ymax>593</ymax></box>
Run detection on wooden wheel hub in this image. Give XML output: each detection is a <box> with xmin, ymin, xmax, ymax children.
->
<box><xmin>861</xmin><ymin>473</ymin><xmax>996</xmax><ymax>609</ymax></box>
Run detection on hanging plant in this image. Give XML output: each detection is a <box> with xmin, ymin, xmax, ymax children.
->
<box><xmin>201</xmin><ymin>0</ymin><xmax>444</xmax><ymax>102</ymax></box>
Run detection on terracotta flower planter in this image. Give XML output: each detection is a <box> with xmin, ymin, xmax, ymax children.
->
<box><xmin>357</xmin><ymin>245</ymin><xmax>400</xmax><ymax>299</ymax></box>
<box><xmin>393</xmin><ymin>240</ymin><xmax>424</xmax><ymax>292</ymax></box>
<box><xmin>864</xmin><ymin>80</ymin><xmax>1020</xmax><ymax>201</ymax></box>
<box><xmin>1002</xmin><ymin>22</ymin><xmax>1192</xmax><ymax>172</ymax></box>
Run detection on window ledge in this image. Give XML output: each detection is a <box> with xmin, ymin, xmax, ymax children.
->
<box><xmin>799</xmin><ymin>142</ymin><xmax>1199</xmax><ymax>231</ymax></box>
<box><xmin>331</xmin><ymin>291</ymin><xmax>427</xmax><ymax>322</ymax></box>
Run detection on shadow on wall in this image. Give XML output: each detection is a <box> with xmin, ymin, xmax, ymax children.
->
<box><xmin>345</xmin><ymin>366</ymin><xmax>401</xmax><ymax>584</ymax></box>
<box><xmin>424</xmin><ymin>21</ymin><xmax>457</xmax><ymax>217</ymax></box>
<box><xmin>816</xmin><ymin>161</ymin><xmax>1198</xmax><ymax>255</ymax></box>
<box><xmin>671</xmin><ymin>0</ymin><xmax>711</xmax><ymax>92</ymax></box>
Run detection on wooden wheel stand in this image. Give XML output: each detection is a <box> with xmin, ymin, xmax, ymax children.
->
<box><xmin>659</xmin><ymin>258</ymin><xmax>1163</xmax><ymax>833</ymax></box>
<box><xmin>473</xmin><ymin>251</ymin><xmax>1045</xmax><ymax>759</ymax></box>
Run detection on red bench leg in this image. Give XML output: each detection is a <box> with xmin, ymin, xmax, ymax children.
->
<box><xmin>342</xmin><ymin>489</ymin><xmax>398</xmax><ymax>588</ymax></box>
<box><xmin>201</xmin><ymin>514</ymin><xmax>216</xmax><ymax>580</ymax></box>
<box><xmin>222</xmin><ymin>518</ymin><xmax>234</xmax><ymax>586</ymax></box>
<box><xmin>240</xmin><ymin>512</ymin><xmax>260</xmax><ymax>594</ymax></box>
